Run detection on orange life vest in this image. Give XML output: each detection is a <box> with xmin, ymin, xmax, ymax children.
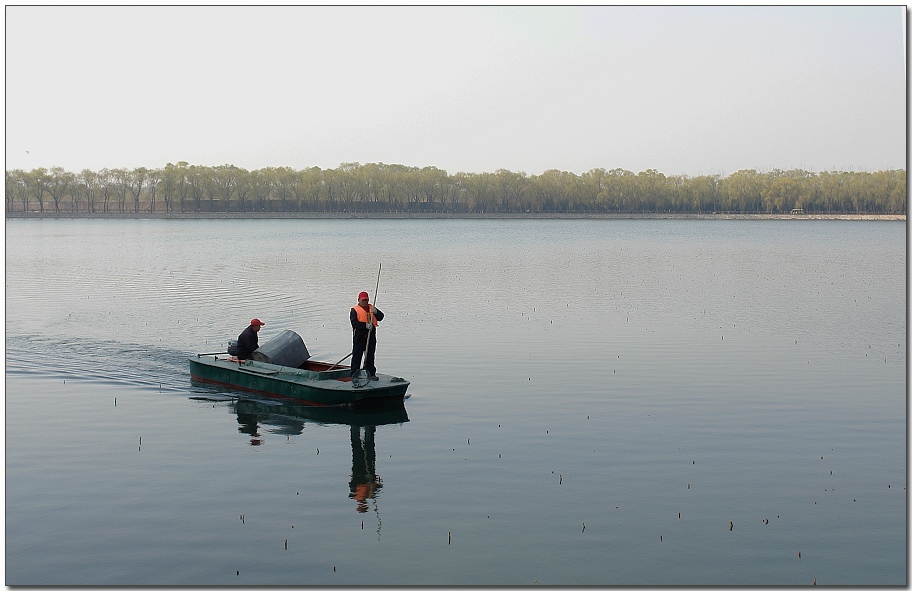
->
<box><xmin>352</xmin><ymin>304</ymin><xmax>378</xmax><ymax>327</ymax></box>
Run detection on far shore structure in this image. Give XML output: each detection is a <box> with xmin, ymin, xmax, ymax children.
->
<box><xmin>5</xmin><ymin>163</ymin><xmax>906</xmax><ymax>217</ymax></box>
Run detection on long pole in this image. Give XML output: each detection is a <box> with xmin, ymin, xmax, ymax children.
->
<box><xmin>363</xmin><ymin>263</ymin><xmax>382</xmax><ymax>370</ymax></box>
<box><xmin>326</xmin><ymin>352</ymin><xmax>352</xmax><ymax>372</ymax></box>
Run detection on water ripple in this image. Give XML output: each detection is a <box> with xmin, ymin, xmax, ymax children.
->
<box><xmin>6</xmin><ymin>334</ymin><xmax>192</xmax><ymax>393</ymax></box>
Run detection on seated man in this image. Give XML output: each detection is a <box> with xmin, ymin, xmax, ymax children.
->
<box><xmin>236</xmin><ymin>318</ymin><xmax>265</xmax><ymax>361</ymax></box>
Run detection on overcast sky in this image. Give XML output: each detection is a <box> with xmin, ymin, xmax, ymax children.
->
<box><xmin>5</xmin><ymin>5</ymin><xmax>906</xmax><ymax>178</ymax></box>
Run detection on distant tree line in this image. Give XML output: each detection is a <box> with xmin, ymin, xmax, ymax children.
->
<box><xmin>5</xmin><ymin>162</ymin><xmax>906</xmax><ymax>215</ymax></box>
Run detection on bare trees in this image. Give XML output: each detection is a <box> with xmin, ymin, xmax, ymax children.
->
<box><xmin>71</xmin><ymin>169</ymin><xmax>98</xmax><ymax>213</ymax></box>
<box><xmin>159</xmin><ymin>164</ymin><xmax>179</xmax><ymax>213</ymax></box>
<box><xmin>4</xmin><ymin>163</ymin><xmax>906</xmax><ymax>215</ymax></box>
<box><xmin>24</xmin><ymin>167</ymin><xmax>50</xmax><ymax>212</ymax></box>
<box><xmin>210</xmin><ymin>164</ymin><xmax>240</xmax><ymax>213</ymax></box>
<box><xmin>6</xmin><ymin>170</ymin><xmax>29</xmax><ymax>212</ymax></box>
<box><xmin>98</xmin><ymin>169</ymin><xmax>114</xmax><ymax>213</ymax></box>
<box><xmin>125</xmin><ymin>167</ymin><xmax>148</xmax><ymax>213</ymax></box>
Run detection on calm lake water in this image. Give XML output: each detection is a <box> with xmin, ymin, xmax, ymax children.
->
<box><xmin>5</xmin><ymin>218</ymin><xmax>907</xmax><ymax>586</ymax></box>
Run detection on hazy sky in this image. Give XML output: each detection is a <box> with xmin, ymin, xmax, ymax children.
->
<box><xmin>5</xmin><ymin>5</ymin><xmax>906</xmax><ymax>177</ymax></box>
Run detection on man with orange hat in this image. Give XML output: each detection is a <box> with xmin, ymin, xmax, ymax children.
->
<box><xmin>350</xmin><ymin>291</ymin><xmax>383</xmax><ymax>379</ymax></box>
<box><xmin>236</xmin><ymin>318</ymin><xmax>265</xmax><ymax>361</ymax></box>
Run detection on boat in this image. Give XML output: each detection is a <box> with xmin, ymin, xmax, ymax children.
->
<box><xmin>188</xmin><ymin>329</ymin><xmax>410</xmax><ymax>406</ymax></box>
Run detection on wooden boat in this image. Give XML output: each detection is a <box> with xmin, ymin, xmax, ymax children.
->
<box><xmin>188</xmin><ymin>329</ymin><xmax>409</xmax><ymax>406</ymax></box>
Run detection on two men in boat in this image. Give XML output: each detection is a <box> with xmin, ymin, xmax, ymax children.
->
<box><xmin>232</xmin><ymin>293</ymin><xmax>381</xmax><ymax>376</ymax></box>
<box><xmin>350</xmin><ymin>291</ymin><xmax>383</xmax><ymax>380</ymax></box>
<box><xmin>236</xmin><ymin>318</ymin><xmax>265</xmax><ymax>361</ymax></box>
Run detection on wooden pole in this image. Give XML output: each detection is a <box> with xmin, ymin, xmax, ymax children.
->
<box><xmin>362</xmin><ymin>263</ymin><xmax>382</xmax><ymax>370</ymax></box>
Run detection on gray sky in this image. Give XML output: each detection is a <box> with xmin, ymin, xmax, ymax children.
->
<box><xmin>5</xmin><ymin>5</ymin><xmax>906</xmax><ymax>178</ymax></box>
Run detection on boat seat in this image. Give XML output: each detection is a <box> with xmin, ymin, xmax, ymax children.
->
<box><xmin>238</xmin><ymin>365</ymin><xmax>279</xmax><ymax>376</ymax></box>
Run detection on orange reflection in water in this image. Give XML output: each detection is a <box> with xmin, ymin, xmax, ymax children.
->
<box><xmin>349</xmin><ymin>425</ymin><xmax>382</xmax><ymax>513</ymax></box>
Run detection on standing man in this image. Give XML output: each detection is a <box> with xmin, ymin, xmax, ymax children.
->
<box><xmin>350</xmin><ymin>291</ymin><xmax>383</xmax><ymax>379</ymax></box>
<box><xmin>236</xmin><ymin>318</ymin><xmax>265</xmax><ymax>361</ymax></box>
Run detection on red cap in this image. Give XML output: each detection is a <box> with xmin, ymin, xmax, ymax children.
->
<box><xmin>358</xmin><ymin>291</ymin><xmax>369</xmax><ymax>301</ymax></box>
<box><xmin>250</xmin><ymin>318</ymin><xmax>265</xmax><ymax>326</ymax></box>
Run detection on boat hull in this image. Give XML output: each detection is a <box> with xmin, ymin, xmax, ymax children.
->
<box><xmin>188</xmin><ymin>356</ymin><xmax>409</xmax><ymax>406</ymax></box>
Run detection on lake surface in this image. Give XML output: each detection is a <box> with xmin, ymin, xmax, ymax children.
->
<box><xmin>5</xmin><ymin>218</ymin><xmax>906</xmax><ymax>586</ymax></box>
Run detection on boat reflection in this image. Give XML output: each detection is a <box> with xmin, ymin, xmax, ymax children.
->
<box><xmin>350</xmin><ymin>424</ymin><xmax>379</xmax><ymax>513</ymax></box>
<box><xmin>231</xmin><ymin>396</ymin><xmax>408</xmax><ymax>435</ymax></box>
<box><xmin>190</xmin><ymin>390</ymin><xmax>408</xmax><ymax>515</ymax></box>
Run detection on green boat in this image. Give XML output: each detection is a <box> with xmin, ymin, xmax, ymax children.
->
<box><xmin>188</xmin><ymin>329</ymin><xmax>410</xmax><ymax>406</ymax></box>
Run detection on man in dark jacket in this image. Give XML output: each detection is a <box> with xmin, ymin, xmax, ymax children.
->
<box><xmin>236</xmin><ymin>318</ymin><xmax>265</xmax><ymax>360</ymax></box>
<box><xmin>350</xmin><ymin>292</ymin><xmax>383</xmax><ymax>378</ymax></box>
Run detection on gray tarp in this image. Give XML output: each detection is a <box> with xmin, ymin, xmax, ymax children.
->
<box><xmin>252</xmin><ymin>329</ymin><xmax>311</xmax><ymax>368</ymax></box>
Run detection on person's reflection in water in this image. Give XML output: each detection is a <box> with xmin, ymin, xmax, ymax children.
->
<box><xmin>349</xmin><ymin>425</ymin><xmax>381</xmax><ymax>512</ymax></box>
<box><xmin>236</xmin><ymin>411</ymin><xmax>263</xmax><ymax>446</ymax></box>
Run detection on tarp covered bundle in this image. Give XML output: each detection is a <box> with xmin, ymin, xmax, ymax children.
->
<box><xmin>252</xmin><ymin>330</ymin><xmax>311</xmax><ymax>368</ymax></box>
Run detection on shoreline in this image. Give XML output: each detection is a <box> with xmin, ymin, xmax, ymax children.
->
<box><xmin>4</xmin><ymin>212</ymin><xmax>906</xmax><ymax>221</ymax></box>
